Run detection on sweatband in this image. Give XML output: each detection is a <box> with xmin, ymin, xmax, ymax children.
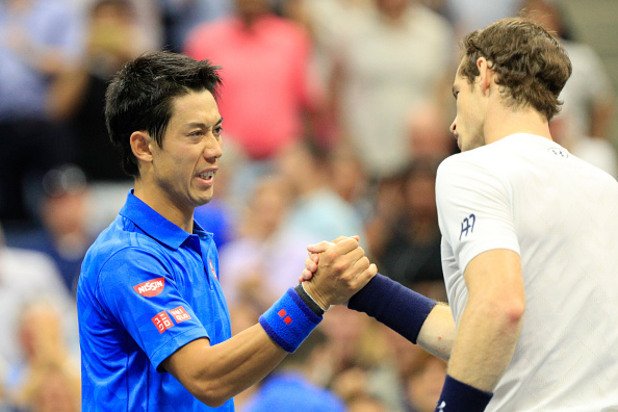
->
<box><xmin>347</xmin><ymin>273</ymin><xmax>436</xmax><ymax>344</ymax></box>
<box><xmin>435</xmin><ymin>375</ymin><xmax>493</xmax><ymax>411</ymax></box>
<box><xmin>294</xmin><ymin>283</ymin><xmax>325</xmax><ymax>316</ymax></box>
<box><xmin>259</xmin><ymin>288</ymin><xmax>322</xmax><ymax>353</ymax></box>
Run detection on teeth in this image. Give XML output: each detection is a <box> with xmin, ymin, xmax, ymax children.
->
<box><xmin>199</xmin><ymin>171</ymin><xmax>214</xmax><ymax>179</ymax></box>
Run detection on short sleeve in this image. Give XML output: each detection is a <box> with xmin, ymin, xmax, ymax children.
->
<box><xmin>436</xmin><ymin>156</ymin><xmax>520</xmax><ymax>273</ymax></box>
<box><xmin>97</xmin><ymin>247</ymin><xmax>209</xmax><ymax>369</ymax></box>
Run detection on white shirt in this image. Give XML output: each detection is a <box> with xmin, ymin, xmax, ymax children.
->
<box><xmin>436</xmin><ymin>134</ymin><xmax>618</xmax><ymax>411</ymax></box>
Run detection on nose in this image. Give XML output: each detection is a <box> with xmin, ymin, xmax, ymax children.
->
<box><xmin>449</xmin><ymin>118</ymin><xmax>458</xmax><ymax>137</ymax></box>
<box><xmin>204</xmin><ymin>135</ymin><xmax>223</xmax><ymax>162</ymax></box>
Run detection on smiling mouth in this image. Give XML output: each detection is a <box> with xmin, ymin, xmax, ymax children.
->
<box><xmin>198</xmin><ymin>170</ymin><xmax>216</xmax><ymax>181</ymax></box>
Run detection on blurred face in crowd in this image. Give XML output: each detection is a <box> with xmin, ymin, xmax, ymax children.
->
<box><xmin>137</xmin><ymin>90</ymin><xmax>223</xmax><ymax>216</ymax></box>
<box><xmin>375</xmin><ymin>0</ymin><xmax>409</xmax><ymax>18</ymax></box>
<box><xmin>233</xmin><ymin>0</ymin><xmax>270</xmax><ymax>19</ymax></box>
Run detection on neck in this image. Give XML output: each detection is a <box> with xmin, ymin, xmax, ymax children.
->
<box><xmin>484</xmin><ymin>103</ymin><xmax>553</xmax><ymax>145</ymax></box>
<box><xmin>134</xmin><ymin>179</ymin><xmax>194</xmax><ymax>233</ymax></box>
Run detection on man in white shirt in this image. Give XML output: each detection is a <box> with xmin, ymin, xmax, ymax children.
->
<box><xmin>305</xmin><ymin>17</ymin><xmax>618</xmax><ymax>411</ymax></box>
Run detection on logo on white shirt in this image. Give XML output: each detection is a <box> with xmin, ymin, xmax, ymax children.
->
<box><xmin>459</xmin><ymin>213</ymin><xmax>476</xmax><ymax>240</ymax></box>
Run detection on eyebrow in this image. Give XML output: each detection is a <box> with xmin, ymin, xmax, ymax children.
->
<box><xmin>186</xmin><ymin>118</ymin><xmax>223</xmax><ymax>129</ymax></box>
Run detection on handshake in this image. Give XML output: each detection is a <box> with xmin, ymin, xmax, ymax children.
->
<box><xmin>297</xmin><ymin>235</ymin><xmax>378</xmax><ymax>310</ymax></box>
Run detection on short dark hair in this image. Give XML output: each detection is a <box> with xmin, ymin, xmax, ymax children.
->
<box><xmin>459</xmin><ymin>18</ymin><xmax>572</xmax><ymax>120</ymax></box>
<box><xmin>105</xmin><ymin>51</ymin><xmax>222</xmax><ymax>177</ymax></box>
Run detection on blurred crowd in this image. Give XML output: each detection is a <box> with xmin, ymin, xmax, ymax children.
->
<box><xmin>0</xmin><ymin>0</ymin><xmax>615</xmax><ymax>410</ymax></box>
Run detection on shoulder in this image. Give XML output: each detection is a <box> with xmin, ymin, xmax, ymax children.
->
<box><xmin>82</xmin><ymin>222</ymin><xmax>172</xmax><ymax>285</ymax></box>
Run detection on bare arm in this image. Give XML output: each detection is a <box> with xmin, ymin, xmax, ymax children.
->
<box><xmin>417</xmin><ymin>302</ymin><xmax>456</xmax><ymax>361</ymax></box>
<box><xmin>163</xmin><ymin>237</ymin><xmax>376</xmax><ymax>406</ymax></box>
<box><xmin>162</xmin><ymin>326</ymin><xmax>285</xmax><ymax>407</ymax></box>
<box><xmin>446</xmin><ymin>249</ymin><xmax>524</xmax><ymax>392</ymax></box>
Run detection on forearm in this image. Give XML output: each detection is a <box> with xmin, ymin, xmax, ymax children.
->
<box><xmin>347</xmin><ymin>274</ymin><xmax>452</xmax><ymax>347</ymax></box>
<box><xmin>417</xmin><ymin>303</ymin><xmax>456</xmax><ymax>361</ymax></box>
<box><xmin>196</xmin><ymin>325</ymin><xmax>288</xmax><ymax>404</ymax></box>
<box><xmin>447</xmin><ymin>298</ymin><xmax>522</xmax><ymax>392</ymax></box>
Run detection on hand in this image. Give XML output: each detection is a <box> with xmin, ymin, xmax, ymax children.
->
<box><xmin>299</xmin><ymin>235</ymin><xmax>360</xmax><ymax>283</ymax></box>
<box><xmin>302</xmin><ymin>236</ymin><xmax>377</xmax><ymax>308</ymax></box>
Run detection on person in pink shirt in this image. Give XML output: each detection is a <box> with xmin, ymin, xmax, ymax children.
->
<box><xmin>185</xmin><ymin>0</ymin><xmax>320</xmax><ymax>162</ymax></box>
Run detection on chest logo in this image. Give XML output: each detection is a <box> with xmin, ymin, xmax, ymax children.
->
<box><xmin>459</xmin><ymin>213</ymin><xmax>476</xmax><ymax>240</ymax></box>
<box><xmin>208</xmin><ymin>259</ymin><xmax>218</xmax><ymax>280</ymax></box>
<box><xmin>133</xmin><ymin>277</ymin><xmax>165</xmax><ymax>297</ymax></box>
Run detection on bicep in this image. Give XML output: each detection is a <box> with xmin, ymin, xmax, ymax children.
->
<box><xmin>464</xmin><ymin>249</ymin><xmax>524</xmax><ymax>310</ymax></box>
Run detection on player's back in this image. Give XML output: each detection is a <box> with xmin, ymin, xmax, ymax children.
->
<box><xmin>461</xmin><ymin>133</ymin><xmax>618</xmax><ymax>410</ymax></box>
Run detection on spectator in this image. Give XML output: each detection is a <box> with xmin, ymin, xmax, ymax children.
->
<box><xmin>328</xmin><ymin>0</ymin><xmax>453</xmax><ymax>179</ymax></box>
<box><xmin>49</xmin><ymin>0</ymin><xmax>146</xmax><ymax>181</ymax></box>
<box><xmin>0</xmin><ymin>224</ymin><xmax>77</xmax><ymax>376</ymax></box>
<box><xmin>6</xmin><ymin>165</ymin><xmax>93</xmax><ymax>295</ymax></box>
<box><xmin>159</xmin><ymin>0</ymin><xmax>232</xmax><ymax>53</ymax></box>
<box><xmin>405</xmin><ymin>353</ymin><xmax>446</xmax><ymax>412</ymax></box>
<box><xmin>0</xmin><ymin>0</ymin><xmax>83</xmax><ymax>227</ymax></box>
<box><xmin>373</xmin><ymin>158</ymin><xmax>445</xmax><ymax>290</ymax></box>
<box><xmin>4</xmin><ymin>302</ymin><xmax>80</xmax><ymax>412</ymax></box>
<box><xmin>276</xmin><ymin>138</ymin><xmax>366</xmax><ymax>244</ymax></box>
<box><xmin>218</xmin><ymin>175</ymin><xmax>313</xmax><ymax>308</ymax></box>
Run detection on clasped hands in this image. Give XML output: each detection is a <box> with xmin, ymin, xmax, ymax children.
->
<box><xmin>299</xmin><ymin>236</ymin><xmax>377</xmax><ymax>310</ymax></box>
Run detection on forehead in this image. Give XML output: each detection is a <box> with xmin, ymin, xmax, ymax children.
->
<box><xmin>169</xmin><ymin>90</ymin><xmax>219</xmax><ymax>123</ymax></box>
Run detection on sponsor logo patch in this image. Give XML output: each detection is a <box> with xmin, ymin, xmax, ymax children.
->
<box><xmin>152</xmin><ymin>311</ymin><xmax>174</xmax><ymax>334</ymax></box>
<box><xmin>133</xmin><ymin>277</ymin><xmax>165</xmax><ymax>297</ymax></box>
<box><xmin>168</xmin><ymin>306</ymin><xmax>191</xmax><ymax>323</ymax></box>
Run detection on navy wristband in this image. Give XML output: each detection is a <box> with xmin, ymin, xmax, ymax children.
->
<box><xmin>259</xmin><ymin>288</ymin><xmax>322</xmax><ymax>353</ymax></box>
<box><xmin>347</xmin><ymin>273</ymin><xmax>436</xmax><ymax>344</ymax></box>
<box><xmin>435</xmin><ymin>375</ymin><xmax>493</xmax><ymax>412</ymax></box>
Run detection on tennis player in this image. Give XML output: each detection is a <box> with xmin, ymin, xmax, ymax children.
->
<box><xmin>306</xmin><ymin>18</ymin><xmax>618</xmax><ymax>411</ymax></box>
<box><xmin>77</xmin><ymin>51</ymin><xmax>377</xmax><ymax>411</ymax></box>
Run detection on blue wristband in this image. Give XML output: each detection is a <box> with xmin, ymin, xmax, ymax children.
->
<box><xmin>259</xmin><ymin>288</ymin><xmax>322</xmax><ymax>353</ymax></box>
<box><xmin>347</xmin><ymin>274</ymin><xmax>436</xmax><ymax>344</ymax></box>
<box><xmin>435</xmin><ymin>375</ymin><xmax>493</xmax><ymax>412</ymax></box>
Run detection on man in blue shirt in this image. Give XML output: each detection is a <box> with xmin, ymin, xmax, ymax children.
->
<box><xmin>77</xmin><ymin>51</ymin><xmax>377</xmax><ymax>411</ymax></box>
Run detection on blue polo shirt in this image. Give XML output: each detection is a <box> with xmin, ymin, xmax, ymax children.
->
<box><xmin>77</xmin><ymin>191</ymin><xmax>233</xmax><ymax>411</ymax></box>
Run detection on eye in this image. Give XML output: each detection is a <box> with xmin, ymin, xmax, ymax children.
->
<box><xmin>213</xmin><ymin>125</ymin><xmax>223</xmax><ymax>137</ymax></box>
<box><xmin>188</xmin><ymin>129</ymin><xmax>204</xmax><ymax>137</ymax></box>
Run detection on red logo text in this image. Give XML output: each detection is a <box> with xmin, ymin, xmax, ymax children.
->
<box><xmin>133</xmin><ymin>278</ymin><xmax>165</xmax><ymax>297</ymax></box>
<box><xmin>168</xmin><ymin>306</ymin><xmax>191</xmax><ymax>324</ymax></box>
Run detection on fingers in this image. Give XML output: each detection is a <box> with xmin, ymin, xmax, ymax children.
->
<box><xmin>306</xmin><ymin>235</ymin><xmax>361</xmax><ymax>253</ymax></box>
<box><xmin>306</xmin><ymin>240</ymin><xmax>335</xmax><ymax>254</ymax></box>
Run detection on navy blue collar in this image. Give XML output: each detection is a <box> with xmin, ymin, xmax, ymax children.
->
<box><xmin>119</xmin><ymin>190</ymin><xmax>208</xmax><ymax>250</ymax></box>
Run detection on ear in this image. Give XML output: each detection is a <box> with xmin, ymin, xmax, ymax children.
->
<box><xmin>130</xmin><ymin>131</ymin><xmax>154</xmax><ymax>164</ymax></box>
<box><xmin>476</xmin><ymin>57</ymin><xmax>494</xmax><ymax>95</ymax></box>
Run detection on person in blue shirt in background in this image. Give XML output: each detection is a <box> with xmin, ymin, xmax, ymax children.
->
<box><xmin>77</xmin><ymin>50</ymin><xmax>377</xmax><ymax>411</ymax></box>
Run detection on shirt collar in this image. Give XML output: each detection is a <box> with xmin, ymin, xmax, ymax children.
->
<box><xmin>119</xmin><ymin>190</ymin><xmax>208</xmax><ymax>250</ymax></box>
